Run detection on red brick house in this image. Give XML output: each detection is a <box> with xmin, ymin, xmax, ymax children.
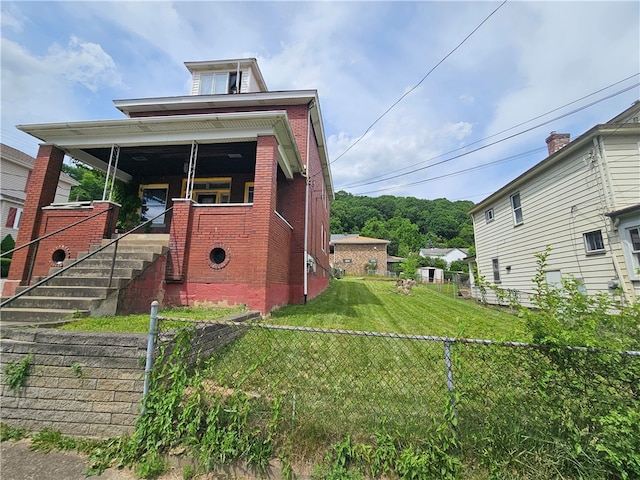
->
<box><xmin>3</xmin><ymin>58</ymin><xmax>333</xmax><ymax>314</ymax></box>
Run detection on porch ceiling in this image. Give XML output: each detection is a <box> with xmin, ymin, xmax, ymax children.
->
<box><xmin>83</xmin><ymin>142</ymin><xmax>257</xmax><ymax>177</ymax></box>
<box><xmin>17</xmin><ymin>111</ymin><xmax>304</xmax><ymax>182</ymax></box>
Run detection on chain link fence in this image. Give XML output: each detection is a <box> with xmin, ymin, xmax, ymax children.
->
<box><xmin>154</xmin><ymin>316</ymin><xmax>640</xmax><ymax>474</ymax></box>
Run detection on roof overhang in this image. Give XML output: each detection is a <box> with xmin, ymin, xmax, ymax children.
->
<box><xmin>468</xmin><ymin>122</ymin><xmax>640</xmax><ymax>215</ymax></box>
<box><xmin>605</xmin><ymin>203</ymin><xmax>640</xmax><ymax>218</ymax></box>
<box><xmin>17</xmin><ymin>111</ymin><xmax>304</xmax><ymax>183</ymax></box>
<box><xmin>184</xmin><ymin>58</ymin><xmax>268</xmax><ymax>92</ymax></box>
<box><xmin>113</xmin><ymin>91</ymin><xmax>334</xmax><ymax>197</ymax></box>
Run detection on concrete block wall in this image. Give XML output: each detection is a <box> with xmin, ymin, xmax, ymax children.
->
<box><xmin>0</xmin><ymin>312</ymin><xmax>258</xmax><ymax>439</ymax></box>
<box><xmin>0</xmin><ymin>329</ymin><xmax>147</xmax><ymax>438</ymax></box>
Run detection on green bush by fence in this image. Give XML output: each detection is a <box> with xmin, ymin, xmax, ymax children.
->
<box><xmin>115</xmin><ymin>318</ymin><xmax>638</xmax><ymax>479</ymax></box>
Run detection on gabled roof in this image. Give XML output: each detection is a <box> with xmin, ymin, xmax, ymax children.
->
<box><xmin>419</xmin><ymin>247</ymin><xmax>468</xmax><ymax>257</ymax></box>
<box><xmin>1</xmin><ymin>143</ymin><xmax>78</xmax><ymax>186</ymax></box>
<box><xmin>469</xmin><ymin>101</ymin><xmax>640</xmax><ymax>215</ymax></box>
<box><xmin>330</xmin><ymin>235</ymin><xmax>390</xmax><ymax>245</ymax></box>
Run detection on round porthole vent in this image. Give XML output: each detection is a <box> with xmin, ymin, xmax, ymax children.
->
<box><xmin>208</xmin><ymin>245</ymin><xmax>230</xmax><ymax>270</ymax></box>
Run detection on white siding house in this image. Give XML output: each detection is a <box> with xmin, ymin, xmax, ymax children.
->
<box><xmin>1</xmin><ymin>144</ymin><xmax>78</xmax><ymax>241</ymax></box>
<box><xmin>419</xmin><ymin>247</ymin><xmax>469</xmax><ymax>266</ymax></box>
<box><xmin>469</xmin><ymin>102</ymin><xmax>640</xmax><ymax>306</ymax></box>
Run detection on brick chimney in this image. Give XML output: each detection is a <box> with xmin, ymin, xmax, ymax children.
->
<box><xmin>546</xmin><ymin>131</ymin><xmax>570</xmax><ymax>155</ymax></box>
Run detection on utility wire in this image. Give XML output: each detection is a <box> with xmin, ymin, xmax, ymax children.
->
<box><xmin>341</xmin><ymin>82</ymin><xmax>639</xmax><ymax>192</ymax></box>
<box><xmin>355</xmin><ymin>147</ymin><xmax>546</xmax><ymax>196</ymax></box>
<box><xmin>342</xmin><ymin>73</ymin><xmax>639</xmax><ymax>189</ymax></box>
<box><xmin>329</xmin><ymin>0</ymin><xmax>509</xmax><ymax>166</ymax></box>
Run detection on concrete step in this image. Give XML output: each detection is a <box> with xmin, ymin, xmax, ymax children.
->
<box><xmin>77</xmin><ymin>250</ymin><xmax>160</xmax><ymax>263</ymax></box>
<box><xmin>0</xmin><ymin>234</ymin><xmax>169</xmax><ymax>326</ymax></box>
<box><xmin>32</xmin><ymin>275</ymin><xmax>129</xmax><ymax>289</ymax></box>
<box><xmin>52</xmin><ymin>267</ymin><xmax>141</xmax><ymax>278</ymax></box>
<box><xmin>57</xmin><ymin>258</ymin><xmax>149</xmax><ymax>271</ymax></box>
<box><xmin>0</xmin><ymin>308</ymin><xmax>87</xmax><ymax>324</ymax></box>
<box><xmin>5</xmin><ymin>295</ymin><xmax>102</xmax><ymax>311</ymax></box>
<box><xmin>15</xmin><ymin>285</ymin><xmax>111</xmax><ymax>299</ymax></box>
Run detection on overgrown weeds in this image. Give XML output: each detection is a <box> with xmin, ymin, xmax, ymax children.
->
<box><xmin>3</xmin><ymin>354</ymin><xmax>32</xmax><ymax>390</ymax></box>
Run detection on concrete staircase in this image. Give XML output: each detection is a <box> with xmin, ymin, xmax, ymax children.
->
<box><xmin>0</xmin><ymin>234</ymin><xmax>169</xmax><ymax>327</ymax></box>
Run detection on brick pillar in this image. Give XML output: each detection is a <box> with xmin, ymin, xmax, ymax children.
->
<box><xmin>6</xmin><ymin>145</ymin><xmax>65</xmax><ymax>287</ymax></box>
<box><xmin>251</xmin><ymin>136</ymin><xmax>279</xmax><ymax>310</ymax></box>
<box><xmin>91</xmin><ymin>201</ymin><xmax>120</xmax><ymax>240</ymax></box>
<box><xmin>167</xmin><ymin>199</ymin><xmax>194</xmax><ymax>282</ymax></box>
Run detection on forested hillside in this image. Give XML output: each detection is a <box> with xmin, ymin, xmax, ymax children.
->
<box><xmin>330</xmin><ymin>191</ymin><xmax>475</xmax><ymax>256</ymax></box>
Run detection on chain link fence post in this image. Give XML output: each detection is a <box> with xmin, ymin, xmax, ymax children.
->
<box><xmin>142</xmin><ymin>300</ymin><xmax>159</xmax><ymax>413</ymax></box>
<box><xmin>443</xmin><ymin>340</ymin><xmax>458</xmax><ymax>432</ymax></box>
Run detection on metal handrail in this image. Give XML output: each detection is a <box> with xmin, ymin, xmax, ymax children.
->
<box><xmin>0</xmin><ymin>207</ymin><xmax>173</xmax><ymax>309</ymax></box>
<box><xmin>0</xmin><ymin>207</ymin><xmax>114</xmax><ymax>258</ymax></box>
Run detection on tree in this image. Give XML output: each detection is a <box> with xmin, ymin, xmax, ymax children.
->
<box><xmin>63</xmin><ymin>161</ymin><xmax>141</xmax><ymax>231</ymax></box>
<box><xmin>448</xmin><ymin>259</ymin><xmax>467</xmax><ymax>273</ymax></box>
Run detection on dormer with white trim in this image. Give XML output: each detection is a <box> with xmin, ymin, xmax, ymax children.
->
<box><xmin>185</xmin><ymin>58</ymin><xmax>268</xmax><ymax>95</ymax></box>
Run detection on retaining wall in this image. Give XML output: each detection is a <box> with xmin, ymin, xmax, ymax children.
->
<box><xmin>0</xmin><ymin>311</ymin><xmax>259</xmax><ymax>438</ymax></box>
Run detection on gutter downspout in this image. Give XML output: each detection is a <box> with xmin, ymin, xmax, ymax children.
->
<box><xmin>593</xmin><ymin>136</ymin><xmax>633</xmax><ymax>304</ymax></box>
<box><xmin>303</xmin><ymin>107</ymin><xmax>312</xmax><ymax>304</ymax></box>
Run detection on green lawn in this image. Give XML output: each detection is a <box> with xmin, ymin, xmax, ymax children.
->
<box><xmin>269</xmin><ymin>278</ymin><xmax>529</xmax><ymax>342</ymax></box>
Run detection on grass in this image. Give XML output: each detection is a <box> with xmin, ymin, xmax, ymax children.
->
<box><xmin>58</xmin><ymin>303</ymin><xmax>246</xmax><ymax>333</ymax></box>
<box><xmin>269</xmin><ymin>277</ymin><xmax>529</xmax><ymax>342</ymax></box>
<box><xmin>57</xmin><ymin>278</ymin><xmax>526</xmax><ymax>341</ymax></box>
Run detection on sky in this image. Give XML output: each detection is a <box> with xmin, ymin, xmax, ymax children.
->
<box><xmin>1</xmin><ymin>0</ymin><xmax>639</xmax><ymax>204</ymax></box>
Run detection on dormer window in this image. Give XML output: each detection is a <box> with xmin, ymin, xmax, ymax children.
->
<box><xmin>199</xmin><ymin>71</ymin><xmax>242</xmax><ymax>95</ymax></box>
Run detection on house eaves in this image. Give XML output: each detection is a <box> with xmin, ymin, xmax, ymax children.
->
<box><xmin>331</xmin><ymin>236</ymin><xmax>390</xmax><ymax>245</ymax></box>
<box><xmin>113</xmin><ymin>91</ymin><xmax>334</xmax><ymax>197</ymax></box>
<box><xmin>17</xmin><ymin>111</ymin><xmax>304</xmax><ymax>183</ymax></box>
<box><xmin>468</xmin><ymin>122</ymin><xmax>640</xmax><ymax>215</ymax></box>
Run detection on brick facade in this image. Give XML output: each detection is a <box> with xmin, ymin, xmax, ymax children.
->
<box><xmin>8</xmin><ymin>60</ymin><xmax>332</xmax><ymax>314</ymax></box>
<box><xmin>332</xmin><ymin>241</ymin><xmax>389</xmax><ymax>276</ymax></box>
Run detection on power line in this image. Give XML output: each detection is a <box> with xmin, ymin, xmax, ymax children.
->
<box><xmin>339</xmin><ymin>81</ymin><xmax>639</xmax><ymax>192</ymax></box>
<box><xmin>329</xmin><ymin>0</ymin><xmax>509</xmax><ymax>167</ymax></box>
<box><xmin>355</xmin><ymin>147</ymin><xmax>546</xmax><ymax>196</ymax></box>
<box><xmin>341</xmin><ymin>73</ymin><xmax>639</xmax><ymax>189</ymax></box>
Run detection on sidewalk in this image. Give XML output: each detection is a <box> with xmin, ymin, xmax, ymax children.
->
<box><xmin>1</xmin><ymin>439</ymin><xmax>261</xmax><ymax>479</ymax></box>
<box><xmin>1</xmin><ymin>439</ymin><xmax>138</xmax><ymax>480</ymax></box>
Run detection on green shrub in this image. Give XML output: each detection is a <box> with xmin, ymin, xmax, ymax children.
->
<box><xmin>1</xmin><ymin>234</ymin><xmax>14</xmax><ymax>277</ymax></box>
<box><xmin>519</xmin><ymin>246</ymin><xmax>640</xmax><ymax>479</ymax></box>
<box><xmin>1</xmin><ymin>234</ymin><xmax>15</xmax><ymax>256</ymax></box>
<box><xmin>1</xmin><ymin>257</ymin><xmax>11</xmax><ymax>278</ymax></box>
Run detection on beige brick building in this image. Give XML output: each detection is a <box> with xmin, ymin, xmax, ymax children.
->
<box><xmin>330</xmin><ymin>235</ymin><xmax>390</xmax><ymax>276</ymax></box>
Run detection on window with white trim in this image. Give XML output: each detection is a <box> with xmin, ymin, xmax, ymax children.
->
<box><xmin>583</xmin><ymin>230</ymin><xmax>605</xmax><ymax>254</ymax></box>
<box><xmin>623</xmin><ymin>224</ymin><xmax>640</xmax><ymax>279</ymax></box>
<box><xmin>545</xmin><ymin>270</ymin><xmax>562</xmax><ymax>289</ymax></box>
<box><xmin>492</xmin><ymin>257</ymin><xmax>501</xmax><ymax>283</ymax></box>
<box><xmin>199</xmin><ymin>71</ymin><xmax>242</xmax><ymax>95</ymax></box>
<box><xmin>510</xmin><ymin>193</ymin><xmax>523</xmax><ymax>225</ymax></box>
<box><xmin>5</xmin><ymin>207</ymin><xmax>22</xmax><ymax>229</ymax></box>
<box><xmin>485</xmin><ymin>208</ymin><xmax>494</xmax><ymax>223</ymax></box>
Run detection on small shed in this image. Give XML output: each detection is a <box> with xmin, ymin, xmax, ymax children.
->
<box><xmin>416</xmin><ymin>266</ymin><xmax>444</xmax><ymax>284</ymax></box>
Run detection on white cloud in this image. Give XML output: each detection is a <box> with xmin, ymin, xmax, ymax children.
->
<box><xmin>49</xmin><ymin>36</ymin><xmax>122</xmax><ymax>92</ymax></box>
<box><xmin>0</xmin><ymin>4</ymin><xmax>25</xmax><ymax>32</ymax></box>
<box><xmin>1</xmin><ymin>0</ymin><xmax>637</xmax><ymax>201</ymax></box>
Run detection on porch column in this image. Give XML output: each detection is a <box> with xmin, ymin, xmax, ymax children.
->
<box><xmin>5</xmin><ymin>145</ymin><xmax>65</xmax><ymax>290</ymax></box>
<box><xmin>251</xmin><ymin>136</ymin><xmax>279</xmax><ymax>309</ymax></box>
<box><xmin>167</xmin><ymin>199</ymin><xmax>195</xmax><ymax>282</ymax></box>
